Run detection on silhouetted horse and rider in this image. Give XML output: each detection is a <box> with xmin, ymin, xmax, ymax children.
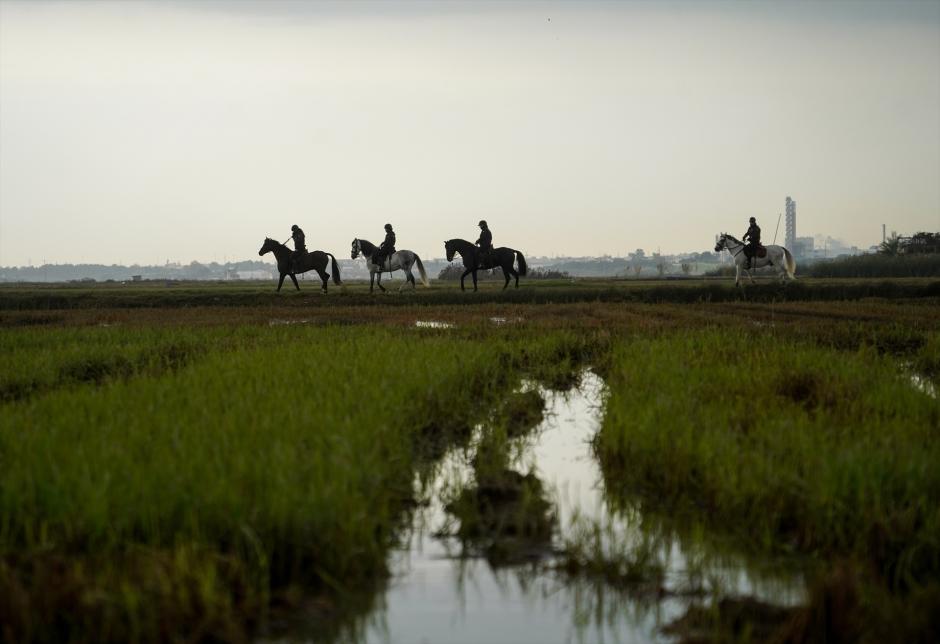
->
<box><xmin>445</xmin><ymin>220</ymin><xmax>527</xmax><ymax>291</ymax></box>
<box><xmin>258</xmin><ymin>229</ymin><xmax>342</xmax><ymax>293</ymax></box>
<box><xmin>714</xmin><ymin>217</ymin><xmax>796</xmax><ymax>286</ymax></box>
<box><xmin>351</xmin><ymin>230</ymin><xmax>429</xmax><ymax>293</ymax></box>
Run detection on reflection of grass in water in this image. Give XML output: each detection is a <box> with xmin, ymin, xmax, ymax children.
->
<box><xmin>443</xmin><ymin>391</ymin><xmax>559</xmax><ymax>564</ymax></box>
<box><xmin>444</xmin><ymin>467</ymin><xmax>556</xmax><ymax>564</ymax></box>
<box><xmin>559</xmin><ymin>521</ymin><xmax>666</xmax><ymax>592</ymax></box>
<box><xmin>914</xmin><ymin>331</ymin><xmax>940</xmax><ymax>383</ymax></box>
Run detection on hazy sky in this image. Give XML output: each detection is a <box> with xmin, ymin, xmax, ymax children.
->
<box><xmin>1</xmin><ymin>0</ymin><xmax>938</xmax><ymax>265</ymax></box>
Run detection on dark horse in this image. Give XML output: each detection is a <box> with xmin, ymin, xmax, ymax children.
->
<box><xmin>258</xmin><ymin>238</ymin><xmax>342</xmax><ymax>293</ymax></box>
<box><xmin>444</xmin><ymin>239</ymin><xmax>527</xmax><ymax>291</ymax></box>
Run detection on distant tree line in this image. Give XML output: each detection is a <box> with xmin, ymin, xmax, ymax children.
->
<box><xmin>0</xmin><ymin>260</ymin><xmax>274</xmax><ymax>283</ymax></box>
<box><xmin>808</xmin><ymin>253</ymin><xmax>940</xmax><ymax>278</ymax></box>
<box><xmin>879</xmin><ymin>231</ymin><xmax>940</xmax><ymax>256</ymax></box>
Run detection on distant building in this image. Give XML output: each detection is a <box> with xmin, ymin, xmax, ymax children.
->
<box><xmin>237</xmin><ymin>269</ymin><xmax>276</xmax><ymax>280</ymax></box>
<box><xmin>794</xmin><ymin>236</ymin><xmax>814</xmax><ymax>258</ymax></box>
<box><xmin>785</xmin><ymin>196</ymin><xmax>796</xmax><ymax>251</ymax></box>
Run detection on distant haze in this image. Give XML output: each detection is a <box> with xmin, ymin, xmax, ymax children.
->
<box><xmin>1</xmin><ymin>0</ymin><xmax>938</xmax><ymax>266</ymax></box>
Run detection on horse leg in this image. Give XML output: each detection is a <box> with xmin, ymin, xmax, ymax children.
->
<box><xmin>509</xmin><ymin>268</ymin><xmax>519</xmax><ymax>288</ymax></box>
<box><xmin>406</xmin><ymin>270</ymin><xmax>416</xmax><ymax>290</ymax></box>
<box><xmin>502</xmin><ymin>267</ymin><xmax>510</xmax><ymax>290</ymax></box>
<box><xmin>277</xmin><ymin>273</ymin><xmax>286</xmax><ymax>292</ymax></box>
<box><xmin>290</xmin><ymin>274</ymin><xmax>300</xmax><ymax>290</ymax></box>
<box><xmin>369</xmin><ymin>272</ymin><xmax>376</xmax><ymax>294</ymax></box>
<box><xmin>735</xmin><ymin>265</ymin><xmax>741</xmax><ymax>287</ymax></box>
<box><xmin>318</xmin><ymin>269</ymin><xmax>328</xmax><ymax>293</ymax></box>
<box><xmin>472</xmin><ymin>270</ymin><xmax>478</xmax><ymax>292</ymax></box>
<box><xmin>460</xmin><ymin>268</ymin><xmax>472</xmax><ymax>292</ymax></box>
<box><xmin>377</xmin><ymin>272</ymin><xmax>386</xmax><ymax>292</ymax></box>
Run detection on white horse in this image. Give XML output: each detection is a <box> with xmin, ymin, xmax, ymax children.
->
<box><xmin>714</xmin><ymin>233</ymin><xmax>796</xmax><ymax>286</ymax></box>
<box><xmin>351</xmin><ymin>238</ymin><xmax>430</xmax><ymax>293</ymax></box>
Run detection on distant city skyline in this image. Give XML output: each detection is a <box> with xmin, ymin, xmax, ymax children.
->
<box><xmin>1</xmin><ymin>0</ymin><xmax>938</xmax><ymax>266</ymax></box>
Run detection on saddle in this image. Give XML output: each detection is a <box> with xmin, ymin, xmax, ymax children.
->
<box><xmin>290</xmin><ymin>251</ymin><xmax>308</xmax><ymax>272</ymax></box>
<box><xmin>745</xmin><ymin>245</ymin><xmax>767</xmax><ymax>259</ymax></box>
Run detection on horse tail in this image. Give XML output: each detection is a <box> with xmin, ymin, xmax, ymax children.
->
<box><xmin>414</xmin><ymin>254</ymin><xmax>429</xmax><ymax>286</ymax></box>
<box><xmin>783</xmin><ymin>247</ymin><xmax>796</xmax><ymax>279</ymax></box>
<box><xmin>515</xmin><ymin>250</ymin><xmax>527</xmax><ymax>276</ymax></box>
<box><xmin>328</xmin><ymin>253</ymin><xmax>342</xmax><ymax>285</ymax></box>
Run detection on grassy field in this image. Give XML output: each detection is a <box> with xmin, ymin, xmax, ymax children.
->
<box><xmin>1</xmin><ymin>276</ymin><xmax>938</xmax><ymax>311</ymax></box>
<box><xmin>1</xmin><ymin>278</ymin><xmax>938</xmax><ymax>642</ymax></box>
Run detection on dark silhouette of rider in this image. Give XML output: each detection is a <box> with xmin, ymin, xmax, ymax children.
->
<box><xmin>374</xmin><ymin>223</ymin><xmax>396</xmax><ymax>273</ymax></box>
<box><xmin>742</xmin><ymin>217</ymin><xmax>761</xmax><ymax>269</ymax></box>
<box><xmin>290</xmin><ymin>225</ymin><xmax>306</xmax><ymax>270</ymax></box>
<box><xmin>476</xmin><ymin>220</ymin><xmax>493</xmax><ymax>265</ymax></box>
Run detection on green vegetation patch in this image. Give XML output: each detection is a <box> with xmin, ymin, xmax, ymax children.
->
<box><xmin>0</xmin><ymin>325</ymin><xmax>597</xmax><ymax>641</ymax></box>
<box><xmin>596</xmin><ymin>330</ymin><xmax>940</xmax><ymax>587</ymax></box>
<box><xmin>0</xmin><ymin>326</ymin><xmax>234</xmax><ymax>402</ymax></box>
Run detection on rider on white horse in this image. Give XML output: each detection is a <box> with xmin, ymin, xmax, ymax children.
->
<box><xmin>715</xmin><ymin>230</ymin><xmax>796</xmax><ymax>286</ymax></box>
<box><xmin>742</xmin><ymin>217</ymin><xmax>761</xmax><ymax>269</ymax></box>
<box><xmin>373</xmin><ymin>224</ymin><xmax>396</xmax><ymax>274</ymax></box>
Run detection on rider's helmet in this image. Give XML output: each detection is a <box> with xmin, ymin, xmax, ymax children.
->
<box><xmin>384</xmin><ymin>223</ymin><xmax>393</xmax><ymax>231</ymax></box>
<box><xmin>478</xmin><ymin>220</ymin><xmax>488</xmax><ymax>228</ymax></box>
<box><xmin>291</xmin><ymin>225</ymin><xmax>299</xmax><ymax>231</ymax></box>
<box><xmin>749</xmin><ymin>217</ymin><xmax>756</xmax><ymax>223</ymax></box>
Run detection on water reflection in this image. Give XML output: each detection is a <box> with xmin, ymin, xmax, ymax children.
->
<box><xmin>415</xmin><ymin>320</ymin><xmax>454</xmax><ymax>329</ymax></box>
<box><xmin>298</xmin><ymin>372</ymin><xmax>807</xmax><ymax>643</ymax></box>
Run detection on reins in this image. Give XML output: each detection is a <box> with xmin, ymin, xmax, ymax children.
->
<box><xmin>721</xmin><ymin>237</ymin><xmax>745</xmax><ymax>259</ymax></box>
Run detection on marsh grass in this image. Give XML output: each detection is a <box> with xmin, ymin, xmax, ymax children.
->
<box><xmin>0</xmin><ymin>324</ymin><xmax>598</xmax><ymax>641</ymax></box>
<box><xmin>3</xmin><ymin>329</ymin><xmax>475</xmax><ymax>640</ymax></box>
<box><xmin>0</xmin><ymin>326</ymin><xmax>253</xmax><ymax>402</ymax></box>
<box><xmin>597</xmin><ymin>330</ymin><xmax>940</xmax><ymax>587</ymax></box>
<box><xmin>3</xmin><ymin>285</ymin><xmax>940</xmax><ymax>641</ymax></box>
<box><xmin>2</xmin><ymin>278</ymin><xmax>939</xmax><ymax>312</ymax></box>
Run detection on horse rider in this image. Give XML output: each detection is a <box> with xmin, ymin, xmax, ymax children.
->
<box><xmin>290</xmin><ymin>224</ymin><xmax>307</xmax><ymax>270</ymax></box>
<box><xmin>476</xmin><ymin>220</ymin><xmax>493</xmax><ymax>265</ymax></box>
<box><xmin>742</xmin><ymin>217</ymin><xmax>761</xmax><ymax>269</ymax></box>
<box><xmin>373</xmin><ymin>223</ymin><xmax>396</xmax><ymax>273</ymax></box>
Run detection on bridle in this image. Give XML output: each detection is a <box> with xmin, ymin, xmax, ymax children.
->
<box><xmin>718</xmin><ymin>235</ymin><xmax>745</xmax><ymax>259</ymax></box>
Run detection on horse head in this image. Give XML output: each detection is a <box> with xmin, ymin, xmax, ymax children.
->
<box><xmin>351</xmin><ymin>238</ymin><xmax>360</xmax><ymax>259</ymax></box>
<box><xmin>444</xmin><ymin>240</ymin><xmax>455</xmax><ymax>262</ymax></box>
<box><xmin>259</xmin><ymin>237</ymin><xmax>278</xmax><ymax>256</ymax></box>
<box><xmin>714</xmin><ymin>233</ymin><xmax>728</xmax><ymax>253</ymax></box>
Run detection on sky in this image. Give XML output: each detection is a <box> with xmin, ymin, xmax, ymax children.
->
<box><xmin>1</xmin><ymin>0</ymin><xmax>938</xmax><ymax>266</ymax></box>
